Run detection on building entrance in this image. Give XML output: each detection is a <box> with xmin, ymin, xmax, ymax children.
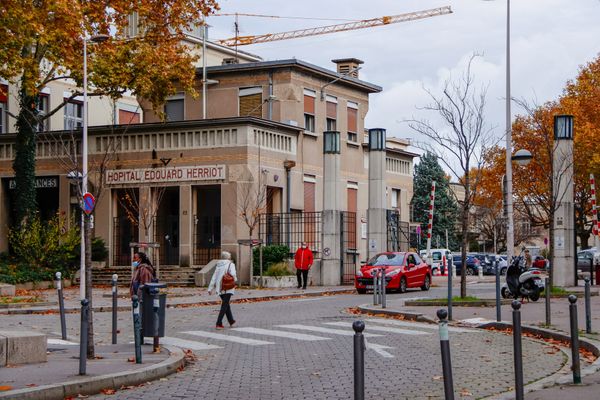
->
<box><xmin>194</xmin><ymin>185</ymin><xmax>221</xmax><ymax>265</ymax></box>
<box><xmin>154</xmin><ymin>187</ymin><xmax>179</xmax><ymax>265</ymax></box>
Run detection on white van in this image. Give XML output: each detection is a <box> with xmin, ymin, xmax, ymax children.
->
<box><xmin>419</xmin><ymin>248</ymin><xmax>452</xmax><ymax>275</ymax></box>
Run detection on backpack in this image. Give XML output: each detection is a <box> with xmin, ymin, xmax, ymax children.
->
<box><xmin>221</xmin><ymin>263</ymin><xmax>236</xmax><ymax>291</ymax></box>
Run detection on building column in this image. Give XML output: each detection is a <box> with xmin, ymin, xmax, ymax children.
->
<box><xmin>367</xmin><ymin>128</ymin><xmax>387</xmax><ymax>259</ymax></box>
<box><xmin>139</xmin><ymin>186</ymin><xmax>152</xmax><ymax>243</ymax></box>
<box><xmin>321</xmin><ymin>131</ymin><xmax>342</xmax><ymax>285</ymax></box>
<box><xmin>552</xmin><ymin>115</ymin><xmax>575</xmax><ymax>287</ymax></box>
<box><xmin>179</xmin><ymin>184</ymin><xmax>192</xmax><ymax>267</ymax></box>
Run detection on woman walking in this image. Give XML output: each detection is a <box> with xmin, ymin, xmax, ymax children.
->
<box><xmin>208</xmin><ymin>251</ymin><xmax>237</xmax><ymax>329</ymax></box>
<box><xmin>130</xmin><ymin>251</ymin><xmax>155</xmax><ymax>298</ymax></box>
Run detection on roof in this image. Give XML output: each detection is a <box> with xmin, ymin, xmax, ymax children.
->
<box><xmin>201</xmin><ymin>59</ymin><xmax>382</xmax><ymax>93</ymax></box>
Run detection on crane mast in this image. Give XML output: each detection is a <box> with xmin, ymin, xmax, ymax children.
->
<box><xmin>217</xmin><ymin>6</ymin><xmax>452</xmax><ymax>47</ymax></box>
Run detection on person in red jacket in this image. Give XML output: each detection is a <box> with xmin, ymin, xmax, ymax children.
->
<box><xmin>294</xmin><ymin>242</ymin><xmax>314</xmax><ymax>289</ymax></box>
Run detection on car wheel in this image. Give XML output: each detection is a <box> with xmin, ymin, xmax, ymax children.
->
<box><xmin>356</xmin><ymin>289</ymin><xmax>367</xmax><ymax>295</ymax></box>
<box><xmin>420</xmin><ymin>275</ymin><xmax>431</xmax><ymax>291</ymax></box>
<box><xmin>501</xmin><ymin>267</ymin><xmax>507</xmax><ymax>276</ymax></box>
<box><xmin>466</xmin><ymin>268</ymin><xmax>474</xmax><ymax>276</ymax></box>
<box><xmin>399</xmin><ymin>277</ymin><xmax>407</xmax><ymax>293</ymax></box>
<box><xmin>501</xmin><ymin>287</ymin><xmax>509</xmax><ymax>299</ymax></box>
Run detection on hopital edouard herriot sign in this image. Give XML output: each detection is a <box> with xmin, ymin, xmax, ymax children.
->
<box><xmin>105</xmin><ymin>165</ymin><xmax>226</xmax><ymax>185</ymax></box>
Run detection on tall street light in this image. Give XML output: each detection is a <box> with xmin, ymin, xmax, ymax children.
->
<box><xmin>81</xmin><ymin>33</ymin><xmax>109</xmax><ymax>301</ymax></box>
<box><xmin>503</xmin><ymin>0</ymin><xmax>515</xmax><ymax>263</ymax></box>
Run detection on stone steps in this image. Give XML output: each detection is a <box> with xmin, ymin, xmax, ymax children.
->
<box><xmin>91</xmin><ymin>267</ymin><xmax>198</xmax><ymax>287</ymax></box>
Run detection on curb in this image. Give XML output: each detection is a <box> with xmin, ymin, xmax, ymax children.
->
<box><xmin>356</xmin><ymin>304</ymin><xmax>438</xmax><ymax>324</ymax></box>
<box><xmin>404</xmin><ymin>299</ymin><xmax>514</xmax><ymax>307</ymax></box>
<box><xmin>0</xmin><ymin>345</ymin><xmax>185</xmax><ymax>400</ymax></box>
<box><xmin>0</xmin><ymin>288</ymin><xmax>355</xmax><ymax>315</ymax></box>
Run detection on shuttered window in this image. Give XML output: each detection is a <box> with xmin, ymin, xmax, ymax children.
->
<box><xmin>239</xmin><ymin>87</ymin><xmax>263</xmax><ymax>117</ymax></box>
<box><xmin>326</xmin><ymin>101</ymin><xmax>337</xmax><ymax>119</ymax></box>
<box><xmin>347</xmin><ymin>185</ymin><xmax>358</xmax><ymax>248</ymax></box>
<box><xmin>347</xmin><ymin>103</ymin><xmax>358</xmax><ymax>142</ymax></box>
<box><xmin>303</xmin><ymin>181</ymin><xmax>316</xmax><ymax>212</ymax></box>
<box><xmin>304</xmin><ymin>90</ymin><xmax>316</xmax><ymax>133</ymax></box>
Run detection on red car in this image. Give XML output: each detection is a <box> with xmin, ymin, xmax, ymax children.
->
<box><xmin>355</xmin><ymin>252</ymin><xmax>431</xmax><ymax>294</ymax></box>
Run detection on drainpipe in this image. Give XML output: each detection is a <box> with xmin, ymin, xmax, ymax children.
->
<box><xmin>284</xmin><ymin>160</ymin><xmax>296</xmax><ymax>248</ymax></box>
<box><xmin>268</xmin><ymin>71</ymin><xmax>273</xmax><ymax>120</ymax></box>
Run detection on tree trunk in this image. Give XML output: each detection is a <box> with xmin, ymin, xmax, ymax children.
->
<box><xmin>84</xmin><ymin>216</ymin><xmax>95</xmax><ymax>358</ymax></box>
<box><xmin>548</xmin><ymin>216</ymin><xmax>555</xmax><ymax>290</ymax></box>
<box><xmin>13</xmin><ymin>82</ymin><xmax>38</xmax><ymax>224</ymax></box>
<box><xmin>460</xmin><ymin>204</ymin><xmax>469</xmax><ymax>298</ymax></box>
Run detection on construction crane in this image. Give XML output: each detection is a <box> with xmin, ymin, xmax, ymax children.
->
<box><xmin>216</xmin><ymin>6</ymin><xmax>452</xmax><ymax>47</ymax></box>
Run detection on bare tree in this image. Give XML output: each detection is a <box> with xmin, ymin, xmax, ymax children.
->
<box><xmin>118</xmin><ymin>186</ymin><xmax>167</xmax><ymax>246</ymax></box>
<box><xmin>406</xmin><ymin>55</ymin><xmax>495</xmax><ymax>298</ymax></box>
<box><xmin>236</xmin><ymin>171</ymin><xmax>268</xmax><ymax>238</ymax></box>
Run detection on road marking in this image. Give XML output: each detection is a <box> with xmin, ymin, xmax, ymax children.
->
<box><xmin>159</xmin><ymin>336</ymin><xmax>222</xmax><ymax>351</ymax></box>
<box><xmin>324</xmin><ymin>321</ymin><xmax>431</xmax><ymax>336</ymax></box>
<box><xmin>364</xmin><ymin>339</ymin><xmax>394</xmax><ymax>358</ymax></box>
<box><xmin>182</xmin><ymin>330</ymin><xmax>274</xmax><ymax>346</ymax></box>
<box><xmin>276</xmin><ymin>324</ymin><xmax>383</xmax><ymax>338</ymax></box>
<box><xmin>365</xmin><ymin>318</ymin><xmax>477</xmax><ymax>333</ymax></box>
<box><xmin>460</xmin><ymin>317</ymin><xmax>496</xmax><ymax>326</ymax></box>
<box><xmin>232</xmin><ymin>327</ymin><xmax>330</xmax><ymax>341</ymax></box>
<box><xmin>48</xmin><ymin>338</ymin><xmax>79</xmax><ymax>345</ymax></box>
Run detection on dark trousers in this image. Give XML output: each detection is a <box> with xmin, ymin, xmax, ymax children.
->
<box><xmin>296</xmin><ymin>269</ymin><xmax>309</xmax><ymax>289</ymax></box>
<box><xmin>217</xmin><ymin>293</ymin><xmax>234</xmax><ymax>326</ymax></box>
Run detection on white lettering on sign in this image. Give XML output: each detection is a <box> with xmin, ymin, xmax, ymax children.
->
<box><xmin>9</xmin><ymin>177</ymin><xmax>58</xmax><ymax>190</ymax></box>
<box><xmin>105</xmin><ymin>165</ymin><xmax>226</xmax><ymax>185</ymax></box>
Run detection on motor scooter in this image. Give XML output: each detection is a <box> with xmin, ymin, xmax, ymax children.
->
<box><xmin>501</xmin><ymin>249</ymin><xmax>546</xmax><ymax>301</ymax></box>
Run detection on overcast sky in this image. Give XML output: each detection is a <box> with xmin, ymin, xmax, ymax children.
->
<box><xmin>207</xmin><ymin>0</ymin><xmax>600</xmax><ymax>149</ymax></box>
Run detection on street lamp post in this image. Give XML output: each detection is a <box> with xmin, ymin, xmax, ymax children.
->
<box><xmin>504</xmin><ymin>0</ymin><xmax>515</xmax><ymax>264</ymax></box>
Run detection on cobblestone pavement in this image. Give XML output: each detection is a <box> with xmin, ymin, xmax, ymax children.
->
<box><xmin>2</xmin><ymin>290</ymin><xmax>567</xmax><ymax>400</ymax></box>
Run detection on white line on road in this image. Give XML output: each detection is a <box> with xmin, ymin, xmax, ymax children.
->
<box><xmin>276</xmin><ymin>324</ymin><xmax>383</xmax><ymax>338</ymax></box>
<box><xmin>324</xmin><ymin>321</ymin><xmax>431</xmax><ymax>336</ymax></box>
<box><xmin>363</xmin><ymin>338</ymin><xmax>395</xmax><ymax>358</ymax></box>
<box><xmin>232</xmin><ymin>327</ymin><xmax>330</xmax><ymax>341</ymax></box>
<box><xmin>288</xmin><ymin>297</ymin><xmax>337</xmax><ymax>302</ymax></box>
<box><xmin>182</xmin><ymin>330</ymin><xmax>274</xmax><ymax>346</ymax></box>
<box><xmin>364</xmin><ymin>318</ymin><xmax>477</xmax><ymax>333</ymax></box>
<box><xmin>48</xmin><ymin>338</ymin><xmax>79</xmax><ymax>345</ymax></box>
<box><xmin>159</xmin><ymin>336</ymin><xmax>222</xmax><ymax>351</ymax></box>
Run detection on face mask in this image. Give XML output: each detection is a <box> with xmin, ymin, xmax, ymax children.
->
<box><xmin>302</xmin><ymin>245</ymin><xmax>307</xmax><ymax>249</ymax></box>
<box><xmin>132</xmin><ymin>261</ymin><xmax>140</xmax><ymax>267</ymax></box>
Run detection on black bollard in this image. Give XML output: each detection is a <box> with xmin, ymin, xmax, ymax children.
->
<box><xmin>373</xmin><ymin>271</ymin><xmax>379</xmax><ymax>306</ymax></box>
<box><xmin>495</xmin><ymin>261</ymin><xmax>501</xmax><ymax>322</ymax></box>
<box><xmin>381</xmin><ymin>267</ymin><xmax>387</xmax><ymax>309</ymax></box>
<box><xmin>352</xmin><ymin>320</ymin><xmax>365</xmax><ymax>400</ymax></box>
<box><xmin>437</xmin><ymin>309</ymin><xmax>454</xmax><ymax>400</ymax></box>
<box><xmin>152</xmin><ymin>287</ymin><xmax>160</xmax><ymax>353</ymax></box>
<box><xmin>447</xmin><ymin>261</ymin><xmax>453</xmax><ymax>321</ymax></box>
<box><xmin>56</xmin><ymin>272</ymin><xmax>67</xmax><ymax>340</ymax></box>
<box><xmin>584</xmin><ymin>278</ymin><xmax>592</xmax><ymax>334</ymax></box>
<box><xmin>112</xmin><ymin>274</ymin><xmax>118</xmax><ymax>344</ymax></box>
<box><xmin>545</xmin><ymin>277</ymin><xmax>551</xmax><ymax>326</ymax></box>
<box><xmin>132</xmin><ymin>295</ymin><xmax>142</xmax><ymax>364</ymax></box>
<box><xmin>512</xmin><ymin>301</ymin><xmax>524</xmax><ymax>400</ymax></box>
<box><xmin>568</xmin><ymin>295</ymin><xmax>582</xmax><ymax>384</ymax></box>
<box><xmin>79</xmin><ymin>299</ymin><xmax>89</xmax><ymax>375</ymax></box>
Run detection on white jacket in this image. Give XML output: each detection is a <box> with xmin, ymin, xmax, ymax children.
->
<box><xmin>208</xmin><ymin>260</ymin><xmax>237</xmax><ymax>295</ymax></box>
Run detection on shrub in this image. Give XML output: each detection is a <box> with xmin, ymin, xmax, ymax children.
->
<box><xmin>264</xmin><ymin>262</ymin><xmax>293</xmax><ymax>277</ymax></box>
<box><xmin>253</xmin><ymin>244</ymin><xmax>290</xmax><ymax>275</ymax></box>
<box><xmin>91</xmin><ymin>237</ymin><xmax>109</xmax><ymax>262</ymax></box>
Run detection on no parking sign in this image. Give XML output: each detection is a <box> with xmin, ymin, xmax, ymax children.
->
<box><xmin>82</xmin><ymin>192</ymin><xmax>95</xmax><ymax>215</ymax></box>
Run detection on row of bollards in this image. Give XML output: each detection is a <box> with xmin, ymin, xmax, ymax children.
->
<box><xmin>353</xmin><ymin>292</ymin><xmax>591</xmax><ymax>399</ymax></box>
<box><xmin>372</xmin><ymin>267</ymin><xmax>386</xmax><ymax>308</ymax></box>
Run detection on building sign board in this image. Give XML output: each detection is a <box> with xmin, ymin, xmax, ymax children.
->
<box><xmin>8</xmin><ymin>176</ymin><xmax>58</xmax><ymax>190</ymax></box>
<box><xmin>106</xmin><ymin>165</ymin><xmax>226</xmax><ymax>185</ymax></box>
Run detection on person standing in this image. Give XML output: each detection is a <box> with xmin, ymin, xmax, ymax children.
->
<box><xmin>208</xmin><ymin>251</ymin><xmax>237</xmax><ymax>329</ymax></box>
<box><xmin>294</xmin><ymin>242</ymin><xmax>313</xmax><ymax>290</ymax></box>
<box><xmin>130</xmin><ymin>251</ymin><xmax>155</xmax><ymax>298</ymax></box>
<box><xmin>524</xmin><ymin>249</ymin><xmax>533</xmax><ymax>269</ymax></box>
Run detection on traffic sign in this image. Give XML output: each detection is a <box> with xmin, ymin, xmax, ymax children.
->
<box><xmin>82</xmin><ymin>192</ymin><xmax>95</xmax><ymax>215</ymax></box>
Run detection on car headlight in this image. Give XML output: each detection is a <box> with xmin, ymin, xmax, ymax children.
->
<box><xmin>356</xmin><ymin>270</ymin><xmax>363</xmax><ymax>277</ymax></box>
<box><xmin>386</xmin><ymin>269</ymin><xmax>400</xmax><ymax>277</ymax></box>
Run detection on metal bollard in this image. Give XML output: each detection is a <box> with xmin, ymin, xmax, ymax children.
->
<box><xmin>381</xmin><ymin>267</ymin><xmax>387</xmax><ymax>309</ymax></box>
<box><xmin>512</xmin><ymin>301</ymin><xmax>524</xmax><ymax>400</ymax></box>
<box><xmin>584</xmin><ymin>278</ymin><xmax>592</xmax><ymax>334</ymax></box>
<box><xmin>568</xmin><ymin>295</ymin><xmax>582</xmax><ymax>384</ymax></box>
<box><xmin>447</xmin><ymin>261</ymin><xmax>453</xmax><ymax>321</ymax></box>
<box><xmin>79</xmin><ymin>299</ymin><xmax>89</xmax><ymax>375</ymax></box>
<box><xmin>437</xmin><ymin>309</ymin><xmax>454</xmax><ymax>400</ymax></box>
<box><xmin>55</xmin><ymin>272</ymin><xmax>67</xmax><ymax>340</ymax></box>
<box><xmin>373</xmin><ymin>272</ymin><xmax>379</xmax><ymax>306</ymax></box>
<box><xmin>478</xmin><ymin>265</ymin><xmax>483</xmax><ymax>279</ymax></box>
<box><xmin>495</xmin><ymin>262</ymin><xmax>501</xmax><ymax>322</ymax></box>
<box><xmin>111</xmin><ymin>274</ymin><xmax>118</xmax><ymax>344</ymax></box>
<box><xmin>132</xmin><ymin>295</ymin><xmax>142</xmax><ymax>364</ymax></box>
<box><xmin>545</xmin><ymin>277</ymin><xmax>551</xmax><ymax>326</ymax></box>
<box><xmin>352</xmin><ymin>320</ymin><xmax>365</xmax><ymax>400</ymax></box>
<box><xmin>152</xmin><ymin>288</ymin><xmax>160</xmax><ymax>353</ymax></box>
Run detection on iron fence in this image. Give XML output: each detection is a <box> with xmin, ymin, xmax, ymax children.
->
<box><xmin>387</xmin><ymin>210</ymin><xmax>410</xmax><ymax>252</ymax></box>
<box><xmin>193</xmin><ymin>214</ymin><xmax>221</xmax><ymax>265</ymax></box>
<box><xmin>341</xmin><ymin>211</ymin><xmax>358</xmax><ymax>285</ymax></box>
<box><xmin>259</xmin><ymin>212</ymin><xmax>322</xmax><ymax>257</ymax></box>
<box><xmin>112</xmin><ymin>217</ymin><xmax>137</xmax><ymax>266</ymax></box>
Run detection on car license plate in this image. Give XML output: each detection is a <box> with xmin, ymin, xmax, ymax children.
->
<box><xmin>535</xmin><ymin>280</ymin><xmax>545</xmax><ymax>287</ymax></box>
<box><xmin>366</xmin><ymin>285</ymin><xmax>374</xmax><ymax>289</ymax></box>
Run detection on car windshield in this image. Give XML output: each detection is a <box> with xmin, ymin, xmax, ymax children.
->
<box><xmin>368</xmin><ymin>253</ymin><xmax>405</xmax><ymax>266</ymax></box>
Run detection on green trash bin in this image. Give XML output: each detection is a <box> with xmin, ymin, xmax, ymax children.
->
<box><xmin>141</xmin><ymin>282</ymin><xmax>167</xmax><ymax>338</ymax></box>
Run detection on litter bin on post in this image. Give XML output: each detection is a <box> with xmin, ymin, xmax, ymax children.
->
<box><xmin>141</xmin><ymin>282</ymin><xmax>167</xmax><ymax>350</ymax></box>
<box><xmin>595</xmin><ymin>263</ymin><xmax>600</xmax><ymax>286</ymax></box>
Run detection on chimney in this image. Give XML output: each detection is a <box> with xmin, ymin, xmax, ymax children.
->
<box><xmin>331</xmin><ymin>58</ymin><xmax>364</xmax><ymax>78</ymax></box>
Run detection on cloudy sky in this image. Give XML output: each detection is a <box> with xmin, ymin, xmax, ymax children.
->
<box><xmin>207</xmin><ymin>0</ymin><xmax>600</xmax><ymax>147</ymax></box>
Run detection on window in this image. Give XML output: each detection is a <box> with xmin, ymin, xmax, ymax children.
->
<box><xmin>165</xmin><ymin>95</ymin><xmax>184</xmax><ymax>121</ymax></box>
<box><xmin>391</xmin><ymin>188</ymin><xmax>400</xmax><ymax>209</ymax></box>
<box><xmin>64</xmin><ymin>100</ymin><xmax>83</xmax><ymax>130</ymax></box>
<box><xmin>347</xmin><ymin>101</ymin><xmax>358</xmax><ymax>142</ymax></box>
<box><xmin>37</xmin><ymin>93</ymin><xmax>49</xmax><ymax>132</ymax></box>
<box><xmin>239</xmin><ymin>86</ymin><xmax>262</xmax><ymax>117</ymax></box>
<box><xmin>303</xmin><ymin>89</ymin><xmax>316</xmax><ymax>133</ymax></box>
<box><xmin>326</xmin><ymin>95</ymin><xmax>337</xmax><ymax>131</ymax></box>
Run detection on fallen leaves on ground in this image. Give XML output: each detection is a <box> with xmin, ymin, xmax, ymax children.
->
<box><xmin>346</xmin><ymin>307</ymin><xmax>406</xmax><ymax>321</ymax></box>
<box><xmin>459</xmin><ymin>388</ymin><xmax>473</xmax><ymax>397</ymax></box>
<box><xmin>183</xmin><ymin>349</ymin><xmax>197</xmax><ymax>362</ymax></box>
<box><xmin>0</xmin><ymin>386</ymin><xmax>13</xmax><ymax>391</ymax></box>
<box><xmin>127</xmin><ymin>357</ymin><xmax>135</xmax><ymax>363</ymax></box>
<box><xmin>99</xmin><ymin>388</ymin><xmax>116</xmax><ymax>395</ymax></box>
<box><xmin>25</xmin><ymin>384</ymin><xmax>36</xmax><ymax>387</ymax></box>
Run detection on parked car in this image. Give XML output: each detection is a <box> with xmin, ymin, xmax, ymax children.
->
<box><xmin>480</xmin><ymin>254</ymin><xmax>508</xmax><ymax>275</ymax></box>
<box><xmin>451</xmin><ymin>254</ymin><xmax>480</xmax><ymax>276</ymax></box>
<box><xmin>577</xmin><ymin>248</ymin><xmax>598</xmax><ymax>276</ymax></box>
<box><xmin>355</xmin><ymin>252</ymin><xmax>431</xmax><ymax>294</ymax></box>
<box><xmin>419</xmin><ymin>248</ymin><xmax>452</xmax><ymax>275</ymax></box>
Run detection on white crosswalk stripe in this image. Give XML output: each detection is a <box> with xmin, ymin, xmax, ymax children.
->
<box><xmin>276</xmin><ymin>324</ymin><xmax>383</xmax><ymax>338</ymax></box>
<box><xmin>365</xmin><ymin>318</ymin><xmax>478</xmax><ymax>333</ymax></box>
<box><xmin>182</xmin><ymin>330</ymin><xmax>274</xmax><ymax>346</ymax></box>
<box><xmin>48</xmin><ymin>338</ymin><xmax>79</xmax><ymax>346</ymax></box>
<box><xmin>232</xmin><ymin>327</ymin><xmax>330</xmax><ymax>341</ymax></box>
<box><xmin>324</xmin><ymin>321</ymin><xmax>431</xmax><ymax>336</ymax></box>
<box><xmin>159</xmin><ymin>336</ymin><xmax>222</xmax><ymax>351</ymax></box>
